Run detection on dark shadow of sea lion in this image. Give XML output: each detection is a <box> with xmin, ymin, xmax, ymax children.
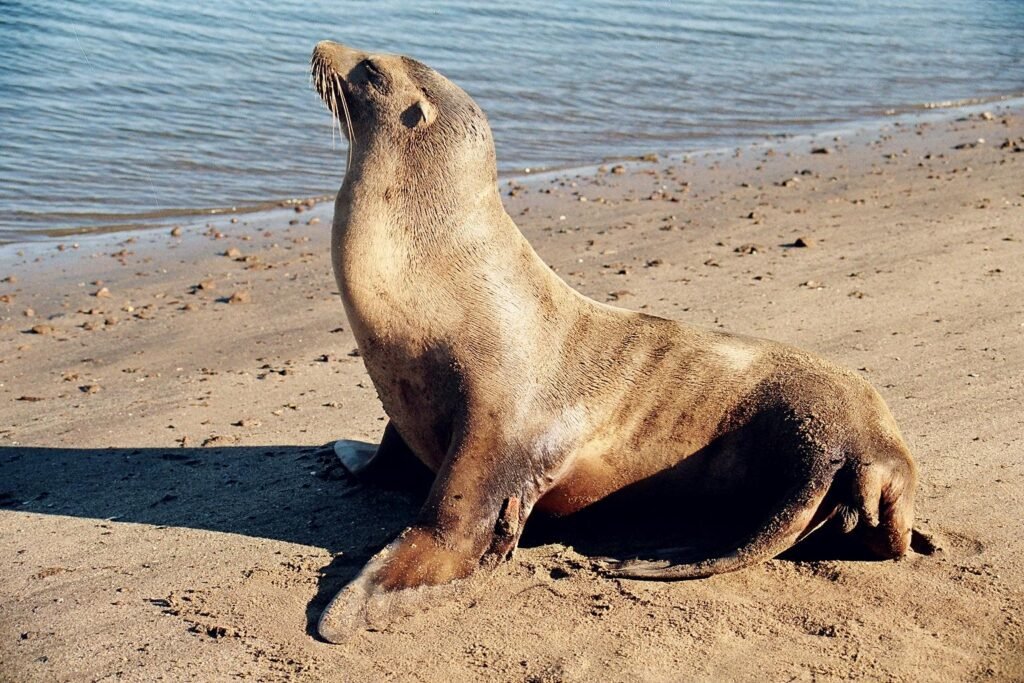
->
<box><xmin>0</xmin><ymin>443</ymin><xmax>938</xmax><ymax>640</ymax></box>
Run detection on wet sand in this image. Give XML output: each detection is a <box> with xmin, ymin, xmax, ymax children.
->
<box><xmin>2</xmin><ymin>106</ymin><xmax>1023</xmax><ymax>681</ymax></box>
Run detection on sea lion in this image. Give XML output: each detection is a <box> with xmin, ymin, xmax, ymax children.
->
<box><xmin>310</xmin><ymin>41</ymin><xmax>922</xmax><ymax>643</ymax></box>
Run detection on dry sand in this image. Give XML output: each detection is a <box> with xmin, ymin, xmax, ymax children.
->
<box><xmin>2</xmin><ymin>105</ymin><xmax>1023</xmax><ymax>682</ymax></box>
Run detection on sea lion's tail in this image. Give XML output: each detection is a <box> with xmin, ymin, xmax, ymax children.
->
<box><xmin>602</xmin><ymin>477</ymin><xmax>832</xmax><ymax>580</ymax></box>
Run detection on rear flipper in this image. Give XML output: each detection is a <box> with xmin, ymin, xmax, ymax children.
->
<box><xmin>603</xmin><ymin>452</ymin><xmax>931</xmax><ymax>580</ymax></box>
<box><xmin>602</xmin><ymin>478</ymin><xmax>832</xmax><ymax>580</ymax></box>
<box><xmin>834</xmin><ymin>455</ymin><xmax>918</xmax><ymax>559</ymax></box>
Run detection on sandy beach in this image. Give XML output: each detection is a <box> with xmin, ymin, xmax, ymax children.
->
<box><xmin>2</xmin><ymin>104</ymin><xmax>1023</xmax><ymax>681</ymax></box>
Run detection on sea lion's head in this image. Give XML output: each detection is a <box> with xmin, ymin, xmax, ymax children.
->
<box><xmin>311</xmin><ymin>41</ymin><xmax>497</xmax><ymax>189</ymax></box>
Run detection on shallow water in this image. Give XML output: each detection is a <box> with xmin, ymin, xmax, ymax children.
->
<box><xmin>1</xmin><ymin>0</ymin><xmax>1022</xmax><ymax>242</ymax></box>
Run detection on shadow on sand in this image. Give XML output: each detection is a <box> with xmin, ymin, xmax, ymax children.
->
<box><xmin>0</xmin><ymin>443</ymin><xmax>880</xmax><ymax>637</ymax></box>
<box><xmin>0</xmin><ymin>443</ymin><xmax>427</xmax><ymax>637</ymax></box>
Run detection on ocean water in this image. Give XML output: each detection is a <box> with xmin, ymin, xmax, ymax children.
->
<box><xmin>1</xmin><ymin>0</ymin><xmax>1022</xmax><ymax>243</ymax></box>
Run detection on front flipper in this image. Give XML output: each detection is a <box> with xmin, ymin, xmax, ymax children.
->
<box><xmin>318</xmin><ymin>432</ymin><xmax>539</xmax><ymax>643</ymax></box>
<box><xmin>318</xmin><ymin>526</ymin><xmax>475</xmax><ymax>641</ymax></box>
<box><xmin>318</xmin><ymin>497</ymin><xmax>525</xmax><ymax>643</ymax></box>
<box><xmin>333</xmin><ymin>421</ymin><xmax>433</xmax><ymax>489</ymax></box>
<box><xmin>332</xmin><ymin>439</ymin><xmax>377</xmax><ymax>475</ymax></box>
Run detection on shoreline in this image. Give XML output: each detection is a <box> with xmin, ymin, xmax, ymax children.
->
<box><xmin>5</xmin><ymin>91</ymin><xmax>1023</xmax><ymax>249</ymax></box>
<box><xmin>1</xmin><ymin>100</ymin><xmax>1023</xmax><ymax>680</ymax></box>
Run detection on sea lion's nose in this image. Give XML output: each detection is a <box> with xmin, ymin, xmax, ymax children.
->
<box><xmin>312</xmin><ymin>41</ymin><xmax>367</xmax><ymax>81</ymax></box>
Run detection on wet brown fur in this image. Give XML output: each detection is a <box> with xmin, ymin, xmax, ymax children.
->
<box><xmin>310</xmin><ymin>42</ymin><xmax>918</xmax><ymax>643</ymax></box>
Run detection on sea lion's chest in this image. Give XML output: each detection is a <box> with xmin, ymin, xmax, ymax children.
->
<box><xmin>358</xmin><ymin>336</ymin><xmax>461</xmax><ymax>470</ymax></box>
<box><xmin>333</xmin><ymin>224</ymin><xmax>463</xmax><ymax>467</ymax></box>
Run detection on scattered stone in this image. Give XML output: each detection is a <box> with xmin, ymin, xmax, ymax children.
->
<box><xmin>28</xmin><ymin>324</ymin><xmax>55</xmax><ymax>335</ymax></box>
<box><xmin>232</xmin><ymin>418</ymin><xmax>261</xmax><ymax>428</ymax></box>
<box><xmin>79</xmin><ymin>384</ymin><xmax>101</xmax><ymax>394</ymax></box>
<box><xmin>23</xmin><ymin>308</ymin><xmax>34</xmax><ymax>317</ymax></box>
<box><xmin>811</xmin><ymin>147</ymin><xmax>831</xmax><ymax>155</ymax></box>
<box><xmin>1000</xmin><ymin>137</ymin><xmax>1024</xmax><ymax>152</ymax></box>
<box><xmin>17</xmin><ymin>396</ymin><xmax>45</xmax><ymax>402</ymax></box>
<box><xmin>226</xmin><ymin>290</ymin><xmax>251</xmax><ymax>304</ymax></box>
<box><xmin>201</xmin><ymin>435</ymin><xmax>237</xmax><ymax>447</ymax></box>
<box><xmin>94</xmin><ymin>287</ymin><xmax>111</xmax><ymax>298</ymax></box>
<box><xmin>610</xmin><ymin>165</ymin><xmax>626</xmax><ymax>175</ymax></box>
<box><xmin>196</xmin><ymin>279</ymin><xmax>216</xmax><ymax>291</ymax></box>
<box><xmin>170</xmin><ymin>226</ymin><xmax>183</xmax><ymax>237</ymax></box>
<box><xmin>734</xmin><ymin>243</ymin><xmax>763</xmax><ymax>255</ymax></box>
<box><xmin>224</xmin><ymin>247</ymin><xmax>242</xmax><ymax>259</ymax></box>
<box><xmin>793</xmin><ymin>236</ymin><xmax>815</xmax><ymax>248</ymax></box>
<box><xmin>2</xmin><ymin>275</ymin><xmax>17</xmax><ymax>283</ymax></box>
<box><xmin>641</xmin><ymin>153</ymin><xmax>659</xmax><ymax>163</ymax></box>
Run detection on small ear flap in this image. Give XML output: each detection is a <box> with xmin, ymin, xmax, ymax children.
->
<box><xmin>401</xmin><ymin>99</ymin><xmax>435</xmax><ymax>129</ymax></box>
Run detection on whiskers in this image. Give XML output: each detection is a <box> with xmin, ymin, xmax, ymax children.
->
<box><xmin>310</xmin><ymin>55</ymin><xmax>354</xmax><ymax>171</ymax></box>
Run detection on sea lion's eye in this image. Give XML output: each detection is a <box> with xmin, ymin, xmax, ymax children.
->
<box><xmin>361</xmin><ymin>60</ymin><xmax>384</xmax><ymax>88</ymax></box>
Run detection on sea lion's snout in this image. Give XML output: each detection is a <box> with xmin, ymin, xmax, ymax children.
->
<box><xmin>311</xmin><ymin>41</ymin><xmax>371</xmax><ymax>146</ymax></box>
<box><xmin>311</xmin><ymin>41</ymin><xmax>362</xmax><ymax>110</ymax></box>
<box><xmin>311</xmin><ymin>41</ymin><xmax>366</xmax><ymax>86</ymax></box>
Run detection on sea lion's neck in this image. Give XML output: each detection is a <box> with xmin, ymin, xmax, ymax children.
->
<box><xmin>337</xmin><ymin>148</ymin><xmax>512</xmax><ymax>248</ymax></box>
<box><xmin>332</xmin><ymin>155</ymin><xmax>584</xmax><ymax>345</ymax></box>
